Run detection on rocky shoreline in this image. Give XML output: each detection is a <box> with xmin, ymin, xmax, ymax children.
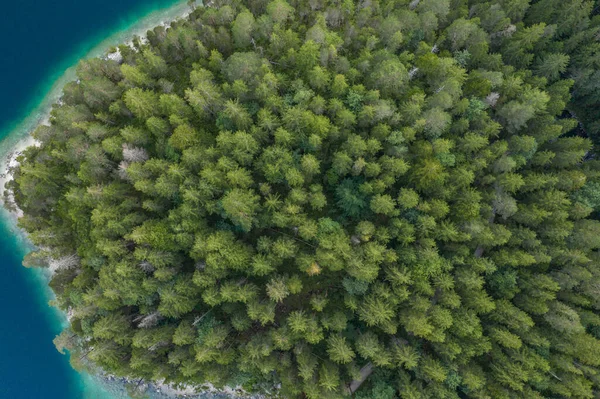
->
<box><xmin>95</xmin><ymin>374</ymin><xmax>266</xmax><ymax>399</ymax></box>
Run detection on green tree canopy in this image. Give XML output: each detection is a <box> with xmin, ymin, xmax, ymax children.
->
<box><xmin>6</xmin><ymin>0</ymin><xmax>600</xmax><ymax>398</ymax></box>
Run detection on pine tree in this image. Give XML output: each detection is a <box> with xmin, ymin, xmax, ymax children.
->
<box><xmin>9</xmin><ymin>1</ymin><xmax>600</xmax><ymax>397</ymax></box>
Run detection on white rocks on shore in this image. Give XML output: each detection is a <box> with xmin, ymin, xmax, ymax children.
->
<box><xmin>0</xmin><ymin>134</ymin><xmax>40</xmax><ymax>218</ymax></box>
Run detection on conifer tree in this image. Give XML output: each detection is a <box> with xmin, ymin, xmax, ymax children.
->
<box><xmin>7</xmin><ymin>0</ymin><xmax>600</xmax><ymax>397</ymax></box>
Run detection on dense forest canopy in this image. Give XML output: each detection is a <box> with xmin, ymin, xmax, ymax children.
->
<box><xmin>7</xmin><ymin>0</ymin><xmax>600</xmax><ymax>397</ymax></box>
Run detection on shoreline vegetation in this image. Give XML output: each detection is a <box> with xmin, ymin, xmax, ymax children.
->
<box><xmin>0</xmin><ymin>0</ymin><xmax>194</xmax><ymax>209</ymax></box>
<box><xmin>0</xmin><ymin>1</ymin><xmax>255</xmax><ymax>398</ymax></box>
<box><xmin>5</xmin><ymin>0</ymin><xmax>600</xmax><ymax>398</ymax></box>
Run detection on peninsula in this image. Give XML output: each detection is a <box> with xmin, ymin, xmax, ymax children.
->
<box><xmin>6</xmin><ymin>0</ymin><xmax>600</xmax><ymax>398</ymax></box>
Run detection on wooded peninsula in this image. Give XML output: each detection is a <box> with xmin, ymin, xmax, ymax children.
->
<box><xmin>6</xmin><ymin>0</ymin><xmax>600</xmax><ymax>397</ymax></box>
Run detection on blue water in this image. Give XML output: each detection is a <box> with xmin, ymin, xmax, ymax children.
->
<box><xmin>0</xmin><ymin>1</ymin><xmax>187</xmax><ymax>398</ymax></box>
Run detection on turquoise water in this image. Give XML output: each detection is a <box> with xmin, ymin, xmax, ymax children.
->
<box><xmin>0</xmin><ymin>1</ymin><xmax>190</xmax><ymax>398</ymax></box>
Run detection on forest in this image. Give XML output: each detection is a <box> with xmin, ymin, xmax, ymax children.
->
<box><xmin>6</xmin><ymin>0</ymin><xmax>600</xmax><ymax>397</ymax></box>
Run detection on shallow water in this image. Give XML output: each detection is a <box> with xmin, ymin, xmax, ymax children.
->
<box><xmin>0</xmin><ymin>1</ymin><xmax>191</xmax><ymax>398</ymax></box>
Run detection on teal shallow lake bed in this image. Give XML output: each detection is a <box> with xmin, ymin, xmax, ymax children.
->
<box><xmin>0</xmin><ymin>1</ymin><xmax>209</xmax><ymax>398</ymax></box>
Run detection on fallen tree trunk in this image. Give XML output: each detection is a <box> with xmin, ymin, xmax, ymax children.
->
<box><xmin>346</xmin><ymin>362</ymin><xmax>374</xmax><ymax>394</ymax></box>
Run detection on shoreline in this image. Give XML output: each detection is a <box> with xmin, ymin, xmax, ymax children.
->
<box><xmin>0</xmin><ymin>134</ymin><xmax>38</xmax><ymax>212</ymax></box>
<box><xmin>0</xmin><ymin>0</ymin><xmax>195</xmax><ymax>210</ymax></box>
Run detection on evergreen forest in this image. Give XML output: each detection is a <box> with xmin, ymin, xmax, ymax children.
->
<box><xmin>7</xmin><ymin>0</ymin><xmax>600</xmax><ymax>397</ymax></box>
